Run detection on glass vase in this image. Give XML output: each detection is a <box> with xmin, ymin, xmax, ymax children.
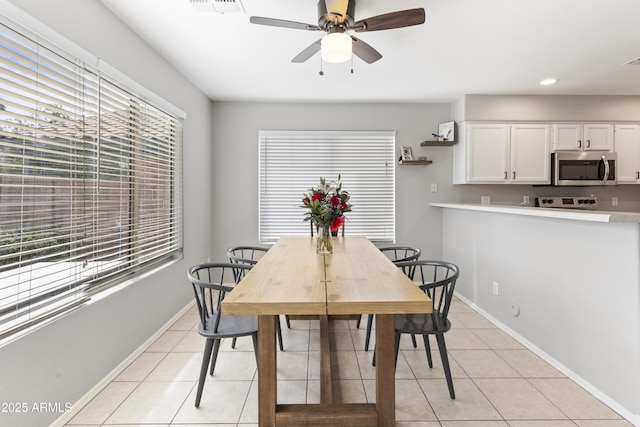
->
<box><xmin>316</xmin><ymin>226</ymin><xmax>333</xmax><ymax>254</ymax></box>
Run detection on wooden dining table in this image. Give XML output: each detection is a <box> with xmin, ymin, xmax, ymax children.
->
<box><xmin>221</xmin><ymin>236</ymin><xmax>432</xmax><ymax>426</ymax></box>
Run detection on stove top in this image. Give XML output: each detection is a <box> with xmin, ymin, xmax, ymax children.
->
<box><xmin>535</xmin><ymin>196</ymin><xmax>598</xmax><ymax>210</ymax></box>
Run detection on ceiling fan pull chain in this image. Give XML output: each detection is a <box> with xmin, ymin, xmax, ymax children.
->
<box><xmin>319</xmin><ymin>56</ymin><xmax>324</xmax><ymax>76</ymax></box>
<box><xmin>350</xmin><ymin>54</ymin><xmax>354</xmax><ymax>74</ymax></box>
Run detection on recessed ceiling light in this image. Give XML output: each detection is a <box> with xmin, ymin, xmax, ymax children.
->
<box><xmin>539</xmin><ymin>78</ymin><xmax>558</xmax><ymax>86</ymax></box>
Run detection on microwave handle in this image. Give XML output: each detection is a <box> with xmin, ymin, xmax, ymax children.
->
<box><xmin>599</xmin><ymin>155</ymin><xmax>610</xmax><ymax>185</ymax></box>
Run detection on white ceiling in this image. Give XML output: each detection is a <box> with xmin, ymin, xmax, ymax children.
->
<box><xmin>98</xmin><ymin>0</ymin><xmax>640</xmax><ymax>103</ymax></box>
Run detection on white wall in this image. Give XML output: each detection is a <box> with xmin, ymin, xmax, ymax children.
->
<box><xmin>441</xmin><ymin>207</ymin><xmax>640</xmax><ymax>424</ymax></box>
<box><xmin>464</xmin><ymin>94</ymin><xmax>640</xmax><ymax>122</ymax></box>
<box><xmin>0</xmin><ymin>1</ymin><xmax>213</xmax><ymax>426</ymax></box>
<box><xmin>209</xmin><ymin>101</ymin><xmax>455</xmax><ymax>261</ymax></box>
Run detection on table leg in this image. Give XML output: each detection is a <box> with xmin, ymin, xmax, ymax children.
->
<box><xmin>319</xmin><ymin>315</ymin><xmax>333</xmax><ymax>404</ymax></box>
<box><xmin>258</xmin><ymin>315</ymin><xmax>277</xmax><ymax>426</ymax></box>
<box><xmin>375</xmin><ymin>314</ymin><xmax>395</xmax><ymax>426</ymax></box>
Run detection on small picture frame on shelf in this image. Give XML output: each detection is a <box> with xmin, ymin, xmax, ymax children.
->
<box><xmin>438</xmin><ymin>121</ymin><xmax>455</xmax><ymax>142</ymax></box>
<box><xmin>400</xmin><ymin>146</ymin><xmax>413</xmax><ymax>161</ymax></box>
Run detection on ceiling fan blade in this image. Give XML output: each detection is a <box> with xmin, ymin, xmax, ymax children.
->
<box><xmin>352</xmin><ymin>8</ymin><xmax>425</xmax><ymax>32</ymax></box>
<box><xmin>291</xmin><ymin>39</ymin><xmax>322</xmax><ymax>63</ymax></box>
<box><xmin>250</xmin><ymin>16</ymin><xmax>322</xmax><ymax>31</ymax></box>
<box><xmin>351</xmin><ymin>36</ymin><xmax>382</xmax><ymax>64</ymax></box>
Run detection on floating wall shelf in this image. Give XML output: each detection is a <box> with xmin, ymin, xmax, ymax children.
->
<box><xmin>398</xmin><ymin>159</ymin><xmax>433</xmax><ymax>165</ymax></box>
<box><xmin>420</xmin><ymin>140</ymin><xmax>456</xmax><ymax>146</ymax></box>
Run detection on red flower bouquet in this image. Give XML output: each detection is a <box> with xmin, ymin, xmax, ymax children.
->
<box><xmin>301</xmin><ymin>176</ymin><xmax>352</xmax><ymax>253</ymax></box>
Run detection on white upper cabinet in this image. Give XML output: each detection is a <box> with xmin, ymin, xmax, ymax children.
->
<box><xmin>614</xmin><ymin>124</ymin><xmax>640</xmax><ymax>183</ymax></box>
<box><xmin>553</xmin><ymin>123</ymin><xmax>613</xmax><ymax>151</ymax></box>
<box><xmin>553</xmin><ymin>124</ymin><xmax>582</xmax><ymax>150</ymax></box>
<box><xmin>584</xmin><ymin>124</ymin><xmax>614</xmax><ymax>150</ymax></box>
<box><xmin>453</xmin><ymin>123</ymin><xmax>550</xmax><ymax>184</ymax></box>
<box><xmin>510</xmin><ymin>124</ymin><xmax>551</xmax><ymax>184</ymax></box>
<box><xmin>466</xmin><ymin>124</ymin><xmax>509</xmax><ymax>183</ymax></box>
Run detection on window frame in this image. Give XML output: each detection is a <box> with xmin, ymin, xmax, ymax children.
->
<box><xmin>0</xmin><ymin>15</ymin><xmax>184</xmax><ymax>340</ymax></box>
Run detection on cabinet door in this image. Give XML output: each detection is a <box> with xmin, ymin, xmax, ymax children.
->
<box><xmin>553</xmin><ymin>124</ymin><xmax>582</xmax><ymax>151</ymax></box>
<box><xmin>584</xmin><ymin>124</ymin><xmax>613</xmax><ymax>151</ymax></box>
<box><xmin>510</xmin><ymin>124</ymin><xmax>550</xmax><ymax>184</ymax></box>
<box><xmin>467</xmin><ymin>124</ymin><xmax>509</xmax><ymax>183</ymax></box>
<box><xmin>614</xmin><ymin>124</ymin><xmax>640</xmax><ymax>183</ymax></box>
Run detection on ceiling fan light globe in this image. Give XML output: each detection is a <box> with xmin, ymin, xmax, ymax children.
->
<box><xmin>321</xmin><ymin>33</ymin><xmax>352</xmax><ymax>63</ymax></box>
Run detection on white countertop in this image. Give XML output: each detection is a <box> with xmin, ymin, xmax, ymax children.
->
<box><xmin>431</xmin><ymin>202</ymin><xmax>640</xmax><ymax>223</ymax></box>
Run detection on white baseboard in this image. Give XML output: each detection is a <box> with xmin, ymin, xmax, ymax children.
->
<box><xmin>454</xmin><ymin>292</ymin><xmax>639</xmax><ymax>427</ymax></box>
<box><xmin>50</xmin><ymin>301</ymin><xmax>194</xmax><ymax>427</ymax></box>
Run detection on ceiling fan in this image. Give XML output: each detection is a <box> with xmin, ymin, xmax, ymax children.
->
<box><xmin>249</xmin><ymin>0</ymin><xmax>426</xmax><ymax>64</ymax></box>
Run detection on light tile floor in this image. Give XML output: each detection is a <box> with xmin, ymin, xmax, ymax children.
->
<box><xmin>65</xmin><ymin>297</ymin><xmax>632</xmax><ymax>426</ymax></box>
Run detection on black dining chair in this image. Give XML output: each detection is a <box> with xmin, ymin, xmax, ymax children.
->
<box><xmin>227</xmin><ymin>245</ymin><xmax>287</xmax><ymax>350</ymax></box>
<box><xmin>188</xmin><ymin>262</ymin><xmax>258</xmax><ymax>407</ymax></box>
<box><xmin>387</xmin><ymin>259</ymin><xmax>460</xmax><ymax>399</ymax></box>
<box><xmin>358</xmin><ymin>245</ymin><xmax>421</xmax><ymax>351</ymax></box>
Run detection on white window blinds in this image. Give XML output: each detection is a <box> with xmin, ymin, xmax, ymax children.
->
<box><xmin>258</xmin><ymin>130</ymin><xmax>395</xmax><ymax>244</ymax></box>
<box><xmin>0</xmin><ymin>22</ymin><xmax>183</xmax><ymax>339</ymax></box>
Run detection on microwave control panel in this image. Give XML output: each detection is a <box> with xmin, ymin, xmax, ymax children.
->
<box><xmin>535</xmin><ymin>196</ymin><xmax>598</xmax><ymax>210</ymax></box>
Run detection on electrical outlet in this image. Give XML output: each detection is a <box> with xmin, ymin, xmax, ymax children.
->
<box><xmin>481</xmin><ymin>196</ymin><xmax>491</xmax><ymax>205</ymax></box>
<box><xmin>612</xmin><ymin>197</ymin><xmax>618</xmax><ymax>207</ymax></box>
<box><xmin>430</xmin><ymin>183</ymin><xmax>438</xmax><ymax>193</ymax></box>
<box><xmin>492</xmin><ymin>281</ymin><xmax>499</xmax><ymax>295</ymax></box>
<box><xmin>510</xmin><ymin>299</ymin><xmax>520</xmax><ymax>316</ymax></box>
<box><xmin>523</xmin><ymin>196</ymin><xmax>530</xmax><ymax>205</ymax></box>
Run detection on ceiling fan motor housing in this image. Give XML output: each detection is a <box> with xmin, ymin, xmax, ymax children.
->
<box><xmin>317</xmin><ymin>0</ymin><xmax>355</xmax><ymax>28</ymax></box>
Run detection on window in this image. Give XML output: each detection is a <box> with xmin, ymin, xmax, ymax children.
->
<box><xmin>258</xmin><ymin>130</ymin><xmax>395</xmax><ymax>244</ymax></box>
<box><xmin>0</xmin><ymin>22</ymin><xmax>183</xmax><ymax>339</ymax></box>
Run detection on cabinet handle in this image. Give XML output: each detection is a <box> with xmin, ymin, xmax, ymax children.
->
<box><xmin>637</xmin><ymin>172</ymin><xmax>639</xmax><ymax>180</ymax></box>
<box><xmin>504</xmin><ymin>171</ymin><xmax>507</xmax><ymax>179</ymax></box>
<box><xmin>577</xmin><ymin>140</ymin><xmax>582</xmax><ymax>148</ymax></box>
<box><xmin>512</xmin><ymin>171</ymin><xmax>516</xmax><ymax>179</ymax></box>
<box><xmin>586</xmin><ymin>139</ymin><xmax>591</xmax><ymax>148</ymax></box>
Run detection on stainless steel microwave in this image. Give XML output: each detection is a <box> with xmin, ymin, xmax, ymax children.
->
<box><xmin>552</xmin><ymin>152</ymin><xmax>617</xmax><ymax>186</ymax></box>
